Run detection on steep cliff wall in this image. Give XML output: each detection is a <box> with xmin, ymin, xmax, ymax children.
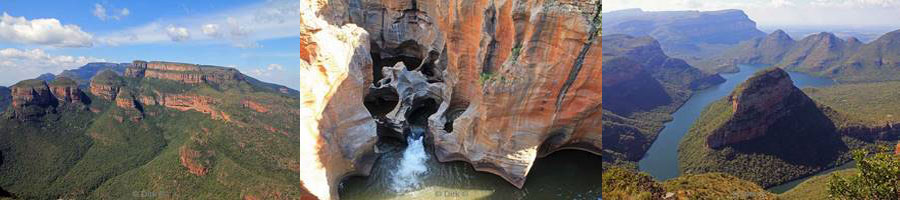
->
<box><xmin>300</xmin><ymin>0</ymin><xmax>601</xmax><ymax>199</ymax></box>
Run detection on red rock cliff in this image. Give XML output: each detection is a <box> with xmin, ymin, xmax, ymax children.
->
<box><xmin>300</xmin><ymin>0</ymin><xmax>601</xmax><ymax>199</ymax></box>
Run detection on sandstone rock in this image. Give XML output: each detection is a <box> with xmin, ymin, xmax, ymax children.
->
<box><xmin>179</xmin><ymin>146</ymin><xmax>211</xmax><ymax>176</ymax></box>
<box><xmin>90</xmin><ymin>70</ymin><xmax>125</xmax><ymax>100</ymax></box>
<box><xmin>241</xmin><ymin>100</ymin><xmax>269</xmax><ymax>113</ymax></box>
<box><xmin>300</xmin><ymin>0</ymin><xmax>602</xmax><ymax>199</ymax></box>
<box><xmin>8</xmin><ymin>79</ymin><xmax>57</xmax><ymax>121</ymax></box>
<box><xmin>706</xmin><ymin>68</ymin><xmax>826</xmax><ymax>148</ymax></box>
<box><xmin>299</xmin><ymin>1</ymin><xmax>378</xmax><ymax>199</ymax></box>
<box><xmin>127</xmin><ymin>60</ymin><xmax>244</xmax><ymax>85</ymax></box>
<box><xmin>896</xmin><ymin>141</ymin><xmax>900</xmax><ymax>155</ymax></box>
<box><xmin>48</xmin><ymin>77</ymin><xmax>87</xmax><ymax>104</ymax></box>
<box><xmin>158</xmin><ymin>94</ymin><xmax>230</xmax><ymax>122</ymax></box>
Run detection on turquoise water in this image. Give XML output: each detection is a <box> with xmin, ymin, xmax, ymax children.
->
<box><xmin>338</xmin><ymin>127</ymin><xmax>602</xmax><ymax>200</ymax></box>
<box><xmin>637</xmin><ymin>65</ymin><xmax>836</xmax><ymax>181</ymax></box>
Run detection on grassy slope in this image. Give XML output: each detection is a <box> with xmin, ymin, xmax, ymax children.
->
<box><xmin>662</xmin><ymin>173</ymin><xmax>776</xmax><ymax>199</ymax></box>
<box><xmin>804</xmin><ymin>81</ymin><xmax>900</xmax><ymax>126</ymax></box>
<box><xmin>0</xmin><ymin>77</ymin><xmax>299</xmax><ymax>199</ymax></box>
<box><xmin>778</xmin><ymin>169</ymin><xmax>859</xmax><ymax>200</ymax></box>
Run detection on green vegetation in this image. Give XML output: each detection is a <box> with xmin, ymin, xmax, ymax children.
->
<box><xmin>662</xmin><ymin>173</ymin><xmax>776</xmax><ymax>199</ymax></box>
<box><xmin>602</xmin><ymin>166</ymin><xmax>777</xmax><ymax>199</ymax></box>
<box><xmin>0</xmin><ymin>67</ymin><xmax>300</xmax><ymax>199</ymax></box>
<box><xmin>778</xmin><ymin>169</ymin><xmax>858</xmax><ymax>200</ymax></box>
<box><xmin>601</xmin><ymin>166</ymin><xmax>665</xmax><ymax>199</ymax></box>
<box><xmin>828</xmin><ymin>149</ymin><xmax>900</xmax><ymax>200</ymax></box>
<box><xmin>805</xmin><ymin>81</ymin><xmax>900</xmax><ymax>126</ymax></box>
<box><xmin>479</xmin><ymin>72</ymin><xmax>496</xmax><ymax>84</ymax></box>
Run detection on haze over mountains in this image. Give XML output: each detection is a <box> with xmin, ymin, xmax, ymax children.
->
<box><xmin>604</xmin><ymin>8</ymin><xmax>765</xmax><ymax>62</ymax></box>
<box><xmin>705</xmin><ymin>29</ymin><xmax>900</xmax><ymax>82</ymax></box>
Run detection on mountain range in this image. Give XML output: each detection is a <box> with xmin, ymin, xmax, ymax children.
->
<box><xmin>0</xmin><ymin>61</ymin><xmax>300</xmax><ymax>199</ymax></box>
<box><xmin>603</xmin><ymin>9</ymin><xmax>766</xmax><ymax>63</ymax></box>
<box><xmin>602</xmin><ymin>34</ymin><xmax>724</xmax><ymax>164</ymax></box>
<box><xmin>704</xmin><ymin>29</ymin><xmax>900</xmax><ymax>82</ymax></box>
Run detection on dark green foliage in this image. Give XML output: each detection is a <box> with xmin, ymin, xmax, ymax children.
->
<box><xmin>828</xmin><ymin>149</ymin><xmax>900</xmax><ymax>200</ymax></box>
<box><xmin>0</xmin><ymin>86</ymin><xmax>9</xmax><ymax>112</ymax></box>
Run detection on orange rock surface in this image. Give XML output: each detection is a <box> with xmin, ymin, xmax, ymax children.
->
<box><xmin>300</xmin><ymin>0</ymin><xmax>601</xmax><ymax>199</ymax></box>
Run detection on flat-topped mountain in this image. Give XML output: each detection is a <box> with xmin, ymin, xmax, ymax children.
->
<box><xmin>0</xmin><ymin>60</ymin><xmax>300</xmax><ymax>199</ymax></box>
<box><xmin>602</xmin><ymin>34</ymin><xmax>724</xmax><ymax>164</ymax></box>
<box><xmin>709</xmin><ymin>29</ymin><xmax>900</xmax><ymax>82</ymax></box>
<box><xmin>604</xmin><ymin>9</ymin><xmax>766</xmax><ymax>60</ymax></box>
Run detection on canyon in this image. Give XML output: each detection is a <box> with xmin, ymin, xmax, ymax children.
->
<box><xmin>298</xmin><ymin>0</ymin><xmax>601</xmax><ymax>199</ymax></box>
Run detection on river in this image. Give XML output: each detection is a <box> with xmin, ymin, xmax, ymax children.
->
<box><xmin>637</xmin><ymin>64</ymin><xmax>839</xmax><ymax>191</ymax></box>
<box><xmin>338</xmin><ymin>126</ymin><xmax>602</xmax><ymax>200</ymax></box>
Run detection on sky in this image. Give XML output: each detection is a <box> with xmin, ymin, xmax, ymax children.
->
<box><xmin>0</xmin><ymin>0</ymin><xmax>299</xmax><ymax>89</ymax></box>
<box><xmin>605</xmin><ymin>0</ymin><xmax>900</xmax><ymax>30</ymax></box>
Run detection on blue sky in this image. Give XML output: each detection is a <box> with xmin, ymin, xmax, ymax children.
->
<box><xmin>606</xmin><ymin>0</ymin><xmax>900</xmax><ymax>30</ymax></box>
<box><xmin>0</xmin><ymin>0</ymin><xmax>299</xmax><ymax>88</ymax></box>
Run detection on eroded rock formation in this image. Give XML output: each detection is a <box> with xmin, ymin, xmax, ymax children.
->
<box><xmin>300</xmin><ymin>0</ymin><xmax>601</xmax><ymax>199</ymax></box>
<box><xmin>706</xmin><ymin>68</ymin><xmax>831</xmax><ymax>148</ymax></box>
<box><xmin>48</xmin><ymin>77</ymin><xmax>87</xmax><ymax>104</ymax></box>
<box><xmin>7</xmin><ymin>80</ymin><xmax>57</xmax><ymax>121</ymax></box>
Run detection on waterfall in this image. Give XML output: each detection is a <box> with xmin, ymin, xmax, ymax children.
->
<box><xmin>390</xmin><ymin>125</ymin><xmax>430</xmax><ymax>192</ymax></box>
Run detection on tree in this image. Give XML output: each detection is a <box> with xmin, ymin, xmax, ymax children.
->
<box><xmin>827</xmin><ymin>148</ymin><xmax>900</xmax><ymax>200</ymax></box>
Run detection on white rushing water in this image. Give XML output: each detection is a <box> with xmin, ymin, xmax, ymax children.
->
<box><xmin>390</xmin><ymin>126</ymin><xmax>430</xmax><ymax>192</ymax></box>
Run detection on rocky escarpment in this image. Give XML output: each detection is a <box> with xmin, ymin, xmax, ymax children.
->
<box><xmin>126</xmin><ymin>61</ymin><xmax>244</xmax><ymax>85</ymax></box>
<box><xmin>48</xmin><ymin>77</ymin><xmax>88</xmax><ymax>104</ymax></box>
<box><xmin>710</xmin><ymin>29</ymin><xmax>900</xmax><ymax>82</ymax></box>
<box><xmin>604</xmin><ymin>8</ymin><xmax>765</xmax><ymax>60</ymax></box>
<box><xmin>5</xmin><ymin>78</ymin><xmax>89</xmax><ymax>121</ymax></box>
<box><xmin>706</xmin><ymin>68</ymin><xmax>833</xmax><ymax>148</ymax></box>
<box><xmin>601</xmin><ymin>34</ymin><xmax>724</xmax><ymax>164</ymax></box>
<box><xmin>300</xmin><ymin>0</ymin><xmax>601</xmax><ymax>199</ymax></box>
<box><xmin>680</xmin><ymin>67</ymin><xmax>851</xmax><ymax>187</ymax></box>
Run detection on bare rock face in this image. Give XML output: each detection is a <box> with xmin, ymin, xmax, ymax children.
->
<box><xmin>706</xmin><ymin>68</ymin><xmax>821</xmax><ymax>148</ymax></box>
<box><xmin>90</xmin><ymin>70</ymin><xmax>125</xmax><ymax>101</ymax></box>
<box><xmin>8</xmin><ymin>79</ymin><xmax>57</xmax><ymax>121</ymax></box>
<box><xmin>298</xmin><ymin>1</ymin><xmax>378</xmax><ymax>199</ymax></box>
<box><xmin>301</xmin><ymin>0</ymin><xmax>601</xmax><ymax>199</ymax></box>
<box><xmin>126</xmin><ymin>61</ymin><xmax>244</xmax><ymax>85</ymax></box>
<box><xmin>896</xmin><ymin>142</ymin><xmax>900</xmax><ymax>155</ymax></box>
<box><xmin>179</xmin><ymin>145</ymin><xmax>212</xmax><ymax>176</ymax></box>
<box><xmin>48</xmin><ymin>77</ymin><xmax>87</xmax><ymax>104</ymax></box>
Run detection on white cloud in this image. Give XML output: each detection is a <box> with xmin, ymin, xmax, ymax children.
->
<box><xmin>202</xmin><ymin>24</ymin><xmax>221</xmax><ymax>37</ymax></box>
<box><xmin>0</xmin><ymin>48</ymin><xmax>106</xmax><ymax>86</ymax></box>
<box><xmin>120</xmin><ymin>8</ymin><xmax>131</xmax><ymax>17</ymax></box>
<box><xmin>771</xmin><ymin>0</ymin><xmax>796</xmax><ymax>7</ymax></box>
<box><xmin>93</xmin><ymin>4</ymin><xmax>108</xmax><ymax>20</ymax></box>
<box><xmin>93</xmin><ymin>3</ymin><xmax>130</xmax><ymax>21</ymax></box>
<box><xmin>606</xmin><ymin>0</ymin><xmax>900</xmax><ymax>28</ymax></box>
<box><xmin>95</xmin><ymin>0</ymin><xmax>299</xmax><ymax>47</ymax></box>
<box><xmin>165</xmin><ymin>25</ymin><xmax>190</xmax><ymax>42</ymax></box>
<box><xmin>0</xmin><ymin>12</ymin><xmax>94</xmax><ymax>48</ymax></box>
<box><xmin>249</xmin><ymin>64</ymin><xmax>284</xmax><ymax>76</ymax></box>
